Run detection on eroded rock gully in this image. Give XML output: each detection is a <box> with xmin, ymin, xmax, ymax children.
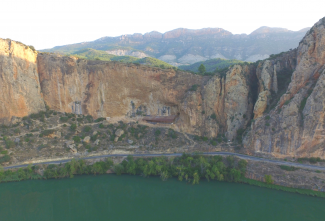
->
<box><xmin>1</xmin><ymin>17</ymin><xmax>325</xmax><ymax>159</ymax></box>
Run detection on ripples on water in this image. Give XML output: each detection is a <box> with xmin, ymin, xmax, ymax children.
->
<box><xmin>0</xmin><ymin>175</ymin><xmax>324</xmax><ymax>221</ymax></box>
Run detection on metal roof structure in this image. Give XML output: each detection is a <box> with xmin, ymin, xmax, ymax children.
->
<box><xmin>142</xmin><ymin>115</ymin><xmax>178</xmax><ymax>124</ymax></box>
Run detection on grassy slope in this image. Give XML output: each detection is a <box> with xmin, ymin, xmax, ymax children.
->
<box><xmin>178</xmin><ymin>58</ymin><xmax>246</xmax><ymax>73</ymax></box>
<box><xmin>71</xmin><ymin>48</ymin><xmax>174</xmax><ymax>68</ymax></box>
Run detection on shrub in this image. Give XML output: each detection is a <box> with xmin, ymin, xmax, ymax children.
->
<box><xmin>0</xmin><ymin>150</ymin><xmax>8</xmax><ymax>155</ymax></box>
<box><xmin>265</xmin><ymin>123</ymin><xmax>270</xmax><ymax>126</ymax></box>
<box><xmin>155</xmin><ymin>129</ymin><xmax>161</xmax><ymax>136</ymax></box>
<box><xmin>14</xmin><ymin>128</ymin><xmax>20</xmax><ymax>134</ymax></box>
<box><xmin>28</xmin><ymin>45</ymin><xmax>36</xmax><ymax>52</ymax></box>
<box><xmin>168</xmin><ymin>129</ymin><xmax>177</xmax><ymax>139</ymax></box>
<box><xmin>0</xmin><ymin>155</ymin><xmax>10</xmax><ymax>163</ymax></box>
<box><xmin>264</xmin><ymin>175</ymin><xmax>274</xmax><ymax>184</ymax></box>
<box><xmin>210</xmin><ymin>140</ymin><xmax>217</xmax><ymax>146</ymax></box>
<box><xmin>210</xmin><ymin>113</ymin><xmax>217</xmax><ymax>120</ymax></box>
<box><xmin>60</xmin><ymin>117</ymin><xmax>69</xmax><ymax>122</ymax></box>
<box><xmin>99</xmin><ymin>123</ymin><xmax>105</xmax><ymax>129</ymax></box>
<box><xmin>299</xmin><ymin>97</ymin><xmax>308</xmax><ymax>112</ymax></box>
<box><xmin>5</xmin><ymin>140</ymin><xmax>15</xmax><ymax>149</ymax></box>
<box><xmin>83</xmin><ymin>126</ymin><xmax>92</xmax><ymax>132</ymax></box>
<box><xmin>70</xmin><ymin>124</ymin><xmax>77</xmax><ymax>131</ymax></box>
<box><xmin>202</xmin><ymin>136</ymin><xmax>208</xmax><ymax>141</ymax></box>
<box><xmin>279</xmin><ymin>165</ymin><xmax>298</xmax><ymax>171</ymax></box>
<box><xmin>84</xmin><ymin>115</ymin><xmax>93</xmax><ymax>122</ymax></box>
<box><xmin>265</xmin><ymin>116</ymin><xmax>270</xmax><ymax>120</ymax></box>
<box><xmin>95</xmin><ymin>117</ymin><xmax>105</xmax><ymax>123</ymax></box>
<box><xmin>73</xmin><ymin>136</ymin><xmax>81</xmax><ymax>143</ymax></box>
<box><xmin>189</xmin><ymin>84</ymin><xmax>199</xmax><ymax>92</ymax></box>
<box><xmin>236</xmin><ymin>128</ymin><xmax>245</xmax><ymax>143</ymax></box>
<box><xmin>39</xmin><ymin>129</ymin><xmax>55</xmax><ymax>137</ymax></box>
<box><xmin>201</xmin><ymin>111</ymin><xmax>205</xmax><ymax>114</ymax></box>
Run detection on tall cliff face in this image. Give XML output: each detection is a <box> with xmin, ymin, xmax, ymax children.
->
<box><xmin>244</xmin><ymin>18</ymin><xmax>325</xmax><ymax>158</ymax></box>
<box><xmin>37</xmin><ymin>53</ymin><xmax>203</xmax><ymax>121</ymax></box>
<box><xmin>37</xmin><ymin>53</ymin><xmax>255</xmax><ymax>139</ymax></box>
<box><xmin>176</xmin><ymin>64</ymin><xmax>255</xmax><ymax>138</ymax></box>
<box><xmin>0</xmin><ymin>39</ymin><xmax>45</xmax><ymax>124</ymax></box>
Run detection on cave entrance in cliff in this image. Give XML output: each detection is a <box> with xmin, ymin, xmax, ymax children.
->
<box><xmin>142</xmin><ymin>115</ymin><xmax>178</xmax><ymax>124</ymax></box>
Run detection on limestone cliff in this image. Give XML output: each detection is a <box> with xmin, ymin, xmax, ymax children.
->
<box><xmin>0</xmin><ymin>38</ymin><xmax>45</xmax><ymax>124</ymax></box>
<box><xmin>176</xmin><ymin>64</ymin><xmax>255</xmax><ymax>139</ymax></box>
<box><xmin>37</xmin><ymin>53</ymin><xmax>203</xmax><ymax>122</ymax></box>
<box><xmin>37</xmin><ymin>53</ymin><xmax>255</xmax><ymax>139</ymax></box>
<box><xmin>244</xmin><ymin>17</ymin><xmax>325</xmax><ymax>158</ymax></box>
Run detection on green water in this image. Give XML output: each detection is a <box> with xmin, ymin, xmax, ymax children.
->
<box><xmin>0</xmin><ymin>175</ymin><xmax>324</xmax><ymax>221</ymax></box>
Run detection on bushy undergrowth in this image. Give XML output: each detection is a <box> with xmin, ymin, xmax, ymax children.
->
<box><xmin>279</xmin><ymin>165</ymin><xmax>299</xmax><ymax>171</ymax></box>
<box><xmin>0</xmin><ymin>155</ymin><xmax>247</xmax><ymax>185</ymax></box>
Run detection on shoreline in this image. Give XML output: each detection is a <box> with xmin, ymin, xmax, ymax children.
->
<box><xmin>1</xmin><ymin>154</ymin><xmax>325</xmax><ymax>198</ymax></box>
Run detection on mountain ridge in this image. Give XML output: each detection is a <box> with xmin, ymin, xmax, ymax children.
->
<box><xmin>43</xmin><ymin>26</ymin><xmax>309</xmax><ymax>65</ymax></box>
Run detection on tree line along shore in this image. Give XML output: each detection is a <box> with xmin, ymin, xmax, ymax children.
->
<box><xmin>0</xmin><ymin>154</ymin><xmax>325</xmax><ymax>198</ymax></box>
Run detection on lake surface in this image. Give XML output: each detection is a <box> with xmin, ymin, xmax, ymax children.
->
<box><xmin>0</xmin><ymin>175</ymin><xmax>324</xmax><ymax>221</ymax></box>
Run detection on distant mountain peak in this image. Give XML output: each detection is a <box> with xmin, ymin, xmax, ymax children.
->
<box><xmin>249</xmin><ymin>26</ymin><xmax>292</xmax><ymax>35</ymax></box>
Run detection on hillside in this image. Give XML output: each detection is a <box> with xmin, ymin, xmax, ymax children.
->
<box><xmin>71</xmin><ymin>48</ymin><xmax>173</xmax><ymax>68</ymax></box>
<box><xmin>43</xmin><ymin>26</ymin><xmax>309</xmax><ymax>65</ymax></box>
<box><xmin>178</xmin><ymin>58</ymin><xmax>245</xmax><ymax>73</ymax></box>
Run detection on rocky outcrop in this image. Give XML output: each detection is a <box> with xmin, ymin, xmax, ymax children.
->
<box><xmin>244</xmin><ymin>17</ymin><xmax>325</xmax><ymax>158</ymax></box>
<box><xmin>0</xmin><ymin>38</ymin><xmax>45</xmax><ymax>124</ymax></box>
<box><xmin>177</xmin><ymin>64</ymin><xmax>255</xmax><ymax>139</ymax></box>
<box><xmin>105</xmin><ymin>49</ymin><xmax>148</xmax><ymax>58</ymax></box>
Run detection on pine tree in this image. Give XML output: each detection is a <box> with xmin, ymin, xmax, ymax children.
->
<box><xmin>198</xmin><ymin>64</ymin><xmax>206</xmax><ymax>74</ymax></box>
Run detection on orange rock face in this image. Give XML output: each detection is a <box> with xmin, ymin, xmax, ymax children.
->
<box><xmin>37</xmin><ymin>53</ymin><xmax>203</xmax><ymax>124</ymax></box>
<box><xmin>244</xmin><ymin>18</ymin><xmax>325</xmax><ymax>159</ymax></box>
<box><xmin>0</xmin><ymin>38</ymin><xmax>45</xmax><ymax>124</ymax></box>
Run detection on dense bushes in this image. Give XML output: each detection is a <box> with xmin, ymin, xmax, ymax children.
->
<box><xmin>115</xmin><ymin>154</ymin><xmax>247</xmax><ymax>184</ymax></box>
<box><xmin>0</xmin><ymin>155</ymin><xmax>247</xmax><ymax>185</ymax></box>
<box><xmin>279</xmin><ymin>165</ymin><xmax>298</xmax><ymax>171</ymax></box>
<box><xmin>297</xmin><ymin>157</ymin><xmax>325</xmax><ymax>164</ymax></box>
<box><xmin>39</xmin><ymin>129</ymin><xmax>55</xmax><ymax>137</ymax></box>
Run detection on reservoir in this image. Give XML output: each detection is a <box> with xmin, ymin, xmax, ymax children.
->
<box><xmin>0</xmin><ymin>175</ymin><xmax>324</xmax><ymax>221</ymax></box>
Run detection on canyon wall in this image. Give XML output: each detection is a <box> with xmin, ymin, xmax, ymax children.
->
<box><xmin>0</xmin><ymin>38</ymin><xmax>45</xmax><ymax>124</ymax></box>
<box><xmin>243</xmin><ymin>17</ymin><xmax>325</xmax><ymax>158</ymax></box>
<box><xmin>37</xmin><ymin>53</ymin><xmax>204</xmax><ymax>125</ymax></box>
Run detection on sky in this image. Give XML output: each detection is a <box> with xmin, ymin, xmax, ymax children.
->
<box><xmin>1</xmin><ymin>0</ymin><xmax>324</xmax><ymax>50</ymax></box>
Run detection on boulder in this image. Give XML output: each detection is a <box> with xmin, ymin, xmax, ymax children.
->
<box><xmin>83</xmin><ymin>136</ymin><xmax>91</xmax><ymax>143</ymax></box>
<box><xmin>114</xmin><ymin>136</ymin><xmax>119</xmax><ymax>142</ymax></box>
<box><xmin>127</xmin><ymin>139</ymin><xmax>134</xmax><ymax>144</ymax></box>
<box><xmin>68</xmin><ymin>144</ymin><xmax>77</xmax><ymax>153</ymax></box>
<box><xmin>92</xmin><ymin>131</ymin><xmax>98</xmax><ymax>136</ymax></box>
<box><xmin>14</xmin><ymin>138</ymin><xmax>20</xmax><ymax>143</ymax></box>
<box><xmin>65</xmin><ymin>140</ymin><xmax>74</xmax><ymax>147</ymax></box>
<box><xmin>115</xmin><ymin>129</ymin><xmax>124</xmax><ymax>137</ymax></box>
<box><xmin>94</xmin><ymin>139</ymin><xmax>100</xmax><ymax>145</ymax></box>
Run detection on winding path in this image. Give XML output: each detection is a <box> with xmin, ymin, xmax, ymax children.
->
<box><xmin>4</xmin><ymin>152</ymin><xmax>325</xmax><ymax>171</ymax></box>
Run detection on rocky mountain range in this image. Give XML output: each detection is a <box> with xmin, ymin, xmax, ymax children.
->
<box><xmin>44</xmin><ymin>26</ymin><xmax>309</xmax><ymax>66</ymax></box>
<box><xmin>1</xmin><ymin>17</ymin><xmax>325</xmax><ymax>160</ymax></box>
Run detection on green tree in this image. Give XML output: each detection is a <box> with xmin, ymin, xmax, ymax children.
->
<box><xmin>192</xmin><ymin>171</ymin><xmax>200</xmax><ymax>184</ymax></box>
<box><xmin>265</xmin><ymin>175</ymin><xmax>274</xmax><ymax>184</ymax></box>
<box><xmin>114</xmin><ymin>164</ymin><xmax>124</xmax><ymax>175</ymax></box>
<box><xmin>198</xmin><ymin>64</ymin><xmax>206</xmax><ymax>74</ymax></box>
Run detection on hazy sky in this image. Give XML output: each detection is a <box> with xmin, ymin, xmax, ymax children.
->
<box><xmin>1</xmin><ymin>0</ymin><xmax>324</xmax><ymax>50</ymax></box>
